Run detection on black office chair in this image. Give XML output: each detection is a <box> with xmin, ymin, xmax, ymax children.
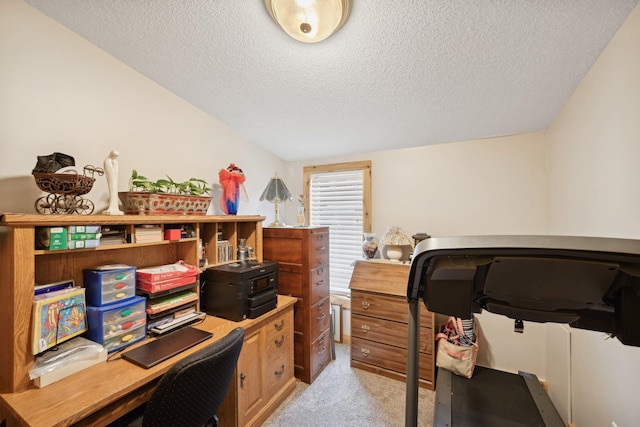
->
<box><xmin>110</xmin><ymin>327</ymin><xmax>245</xmax><ymax>427</ymax></box>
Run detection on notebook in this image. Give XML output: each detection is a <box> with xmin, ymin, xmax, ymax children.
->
<box><xmin>121</xmin><ymin>326</ymin><xmax>212</xmax><ymax>369</ymax></box>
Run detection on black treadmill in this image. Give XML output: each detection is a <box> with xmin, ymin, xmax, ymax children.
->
<box><xmin>405</xmin><ymin>235</ymin><xmax>640</xmax><ymax>427</ymax></box>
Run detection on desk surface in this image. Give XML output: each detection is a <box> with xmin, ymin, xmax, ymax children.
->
<box><xmin>0</xmin><ymin>295</ymin><xmax>296</xmax><ymax>427</ymax></box>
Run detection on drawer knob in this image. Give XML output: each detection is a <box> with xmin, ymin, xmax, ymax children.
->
<box><xmin>361</xmin><ymin>348</ymin><xmax>370</xmax><ymax>357</ymax></box>
<box><xmin>317</xmin><ymin>312</ymin><xmax>326</xmax><ymax>321</ymax></box>
<box><xmin>361</xmin><ymin>324</ymin><xmax>370</xmax><ymax>333</ymax></box>
<box><xmin>275</xmin><ymin>334</ymin><xmax>285</xmax><ymax>347</ymax></box>
<box><xmin>361</xmin><ymin>300</ymin><xmax>371</xmax><ymax>309</ymax></box>
<box><xmin>274</xmin><ymin>319</ymin><xmax>285</xmax><ymax>331</ymax></box>
<box><xmin>274</xmin><ymin>364</ymin><xmax>285</xmax><ymax>378</ymax></box>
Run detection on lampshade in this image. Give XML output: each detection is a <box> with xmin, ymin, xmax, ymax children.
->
<box><xmin>264</xmin><ymin>0</ymin><xmax>351</xmax><ymax>43</ymax></box>
<box><xmin>381</xmin><ymin>226</ymin><xmax>413</xmax><ymax>246</ymax></box>
<box><xmin>260</xmin><ymin>173</ymin><xmax>293</xmax><ymax>227</ymax></box>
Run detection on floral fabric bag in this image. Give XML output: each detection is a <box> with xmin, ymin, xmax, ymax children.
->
<box><xmin>435</xmin><ymin>316</ymin><xmax>478</xmax><ymax>379</ymax></box>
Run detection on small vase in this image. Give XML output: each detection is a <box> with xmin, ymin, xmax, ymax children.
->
<box><xmin>385</xmin><ymin>245</ymin><xmax>403</xmax><ymax>262</ymax></box>
<box><xmin>362</xmin><ymin>233</ymin><xmax>379</xmax><ymax>259</ymax></box>
<box><xmin>222</xmin><ymin>183</ymin><xmax>239</xmax><ymax>215</ymax></box>
<box><xmin>296</xmin><ymin>206</ymin><xmax>305</xmax><ymax>226</ymax></box>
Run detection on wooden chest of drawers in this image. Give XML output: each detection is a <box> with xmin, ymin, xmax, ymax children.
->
<box><xmin>264</xmin><ymin>226</ymin><xmax>332</xmax><ymax>384</ymax></box>
<box><xmin>349</xmin><ymin>260</ymin><xmax>435</xmax><ymax>389</ymax></box>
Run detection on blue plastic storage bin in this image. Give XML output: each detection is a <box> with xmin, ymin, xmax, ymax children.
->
<box><xmin>84</xmin><ymin>266</ymin><xmax>136</xmax><ymax>306</ymax></box>
<box><xmin>86</xmin><ymin>296</ymin><xmax>147</xmax><ymax>353</ymax></box>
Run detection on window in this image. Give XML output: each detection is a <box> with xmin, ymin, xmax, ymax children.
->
<box><xmin>303</xmin><ymin>161</ymin><xmax>371</xmax><ymax>296</ymax></box>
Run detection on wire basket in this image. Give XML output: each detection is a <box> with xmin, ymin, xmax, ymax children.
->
<box><xmin>33</xmin><ymin>171</ymin><xmax>96</xmax><ymax>196</ymax></box>
<box><xmin>32</xmin><ymin>166</ymin><xmax>104</xmax><ymax>215</ymax></box>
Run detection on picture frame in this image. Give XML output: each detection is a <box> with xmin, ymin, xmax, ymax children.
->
<box><xmin>331</xmin><ymin>303</ymin><xmax>343</xmax><ymax>343</ymax></box>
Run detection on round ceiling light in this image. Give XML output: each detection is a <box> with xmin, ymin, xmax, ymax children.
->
<box><xmin>264</xmin><ymin>0</ymin><xmax>351</xmax><ymax>43</ymax></box>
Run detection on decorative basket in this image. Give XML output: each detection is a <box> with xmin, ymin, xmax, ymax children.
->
<box><xmin>119</xmin><ymin>192</ymin><xmax>211</xmax><ymax>216</ymax></box>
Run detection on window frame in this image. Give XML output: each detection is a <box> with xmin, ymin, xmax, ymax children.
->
<box><xmin>303</xmin><ymin>160</ymin><xmax>372</xmax><ymax>296</ymax></box>
<box><xmin>302</xmin><ymin>160</ymin><xmax>372</xmax><ymax>233</ymax></box>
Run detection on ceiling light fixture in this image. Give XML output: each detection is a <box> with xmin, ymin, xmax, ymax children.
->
<box><xmin>264</xmin><ymin>0</ymin><xmax>351</xmax><ymax>43</ymax></box>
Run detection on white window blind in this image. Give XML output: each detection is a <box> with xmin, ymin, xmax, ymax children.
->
<box><xmin>309</xmin><ymin>170</ymin><xmax>364</xmax><ymax>296</ymax></box>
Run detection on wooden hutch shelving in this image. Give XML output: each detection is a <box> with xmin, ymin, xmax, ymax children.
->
<box><xmin>0</xmin><ymin>213</ymin><xmax>265</xmax><ymax>394</ymax></box>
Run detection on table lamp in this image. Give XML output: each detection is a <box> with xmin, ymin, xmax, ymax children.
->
<box><xmin>381</xmin><ymin>226</ymin><xmax>413</xmax><ymax>262</ymax></box>
<box><xmin>260</xmin><ymin>173</ymin><xmax>292</xmax><ymax>227</ymax></box>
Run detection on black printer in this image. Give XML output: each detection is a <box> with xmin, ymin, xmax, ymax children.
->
<box><xmin>203</xmin><ymin>261</ymin><xmax>278</xmax><ymax>321</ymax></box>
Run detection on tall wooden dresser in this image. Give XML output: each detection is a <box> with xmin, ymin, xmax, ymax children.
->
<box><xmin>263</xmin><ymin>226</ymin><xmax>332</xmax><ymax>384</ymax></box>
<box><xmin>349</xmin><ymin>260</ymin><xmax>435</xmax><ymax>390</ymax></box>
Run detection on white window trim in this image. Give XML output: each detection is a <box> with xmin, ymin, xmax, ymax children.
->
<box><xmin>303</xmin><ymin>161</ymin><xmax>371</xmax><ymax>296</ymax></box>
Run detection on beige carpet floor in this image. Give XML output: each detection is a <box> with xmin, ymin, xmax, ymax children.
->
<box><xmin>263</xmin><ymin>341</ymin><xmax>434</xmax><ymax>427</ymax></box>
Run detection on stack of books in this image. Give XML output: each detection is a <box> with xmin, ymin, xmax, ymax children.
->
<box><xmin>100</xmin><ymin>225</ymin><xmax>128</xmax><ymax>245</ymax></box>
<box><xmin>136</xmin><ymin>262</ymin><xmax>204</xmax><ymax>335</ymax></box>
<box><xmin>134</xmin><ymin>225</ymin><xmax>163</xmax><ymax>243</ymax></box>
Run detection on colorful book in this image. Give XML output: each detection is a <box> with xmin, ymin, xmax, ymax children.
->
<box><xmin>34</xmin><ymin>279</ymin><xmax>74</xmax><ymax>296</ymax></box>
<box><xmin>32</xmin><ymin>287</ymin><xmax>87</xmax><ymax>355</ymax></box>
<box><xmin>146</xmin><ymin>291</ymin><xmax>198</xmax><ymax>315</ymax></box>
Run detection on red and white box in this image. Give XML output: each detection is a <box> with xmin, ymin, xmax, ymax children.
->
<box><xmin>136</xmin><ymin>262</ymin><xmax>200</xmax><ymax>283</ymax></box>
<box><xmin>137</xmin><ymin>274</ymin><xmax>198</xmax><ymax>294</ymax></box>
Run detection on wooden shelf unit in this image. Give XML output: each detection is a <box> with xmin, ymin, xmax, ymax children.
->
<box><xmin>349</xmin><ymin>260</ymin><xmax>435</xmax><ymax>390</ymax></box>
<box><xmin>0</xmin><ymin>213</ymin><xmax>265</xmax><ymax>394</ymax></box>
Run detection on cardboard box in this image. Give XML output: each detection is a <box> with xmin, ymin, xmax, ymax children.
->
<box><xmin>137</xmin><ymin>274</ymin><xmax>198</xmax><ymax>295</ymax></box>
<box><xmin>68</xmin><ymin>239</ymin><xmax>100</xmax><ymax>249</ymax></box>
<box><xmin>34</xmin><ymin>347</ymin><xmax>107</xmax><ymax>388</ymax></box>
<box><xmin>36</xmin><ymin>227</ymin><xmax>68</xmax><ymax>250</ymax></box>
<box><xmin>136</xmin><ymin>262</ymin><xmax>200</xmax><ymax>283</ymax></box>
<box><xmin>67</xmin><ymin>225</ymin><xmax>102</xmax><ymax>234</ymax></box>
<box><xmin>69</xmin><ymin>232</ymin><xmax>101</xmax><ymax>240</ymax></box>
<box><xmin>164</xmin><ymin>229</ymin><xmax>181</xmax><ymax>241</ymax></box>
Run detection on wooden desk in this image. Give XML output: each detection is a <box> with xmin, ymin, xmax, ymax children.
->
<box><xmin>0</xmin><ymin>295</ymin><xmax>296</xmax><ymax>427</ymax></box>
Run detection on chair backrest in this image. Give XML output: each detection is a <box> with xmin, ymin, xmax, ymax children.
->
<box><xmin>141</xmin><ymin>327</ymin><xmax>245</xmax><ymax>427</ymax></box>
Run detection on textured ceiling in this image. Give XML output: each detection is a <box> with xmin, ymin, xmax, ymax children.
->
<box><xmin>25</xmin><ymin>0</ymin><xmax>639</xmax><ymax>161</ymax></box>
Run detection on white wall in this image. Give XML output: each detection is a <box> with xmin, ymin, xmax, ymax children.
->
<box><xmin>0</xmin><ymin>0</ymin><xmax>286</xmax><ymax>220</ymax></box>
<box><xmin>287</xmin><ymin>132</ymin><xmax>547</xmax><ymax>238</ymax></box>
<box><xmin>289</xmin><ymin>133</ymin><xmax>550</xmax><ymax>376</ymax></box>
<box><xmin>546</xmin><ymin>4</ymin><xmax>640</xmax><ymax>427</ymax></box>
